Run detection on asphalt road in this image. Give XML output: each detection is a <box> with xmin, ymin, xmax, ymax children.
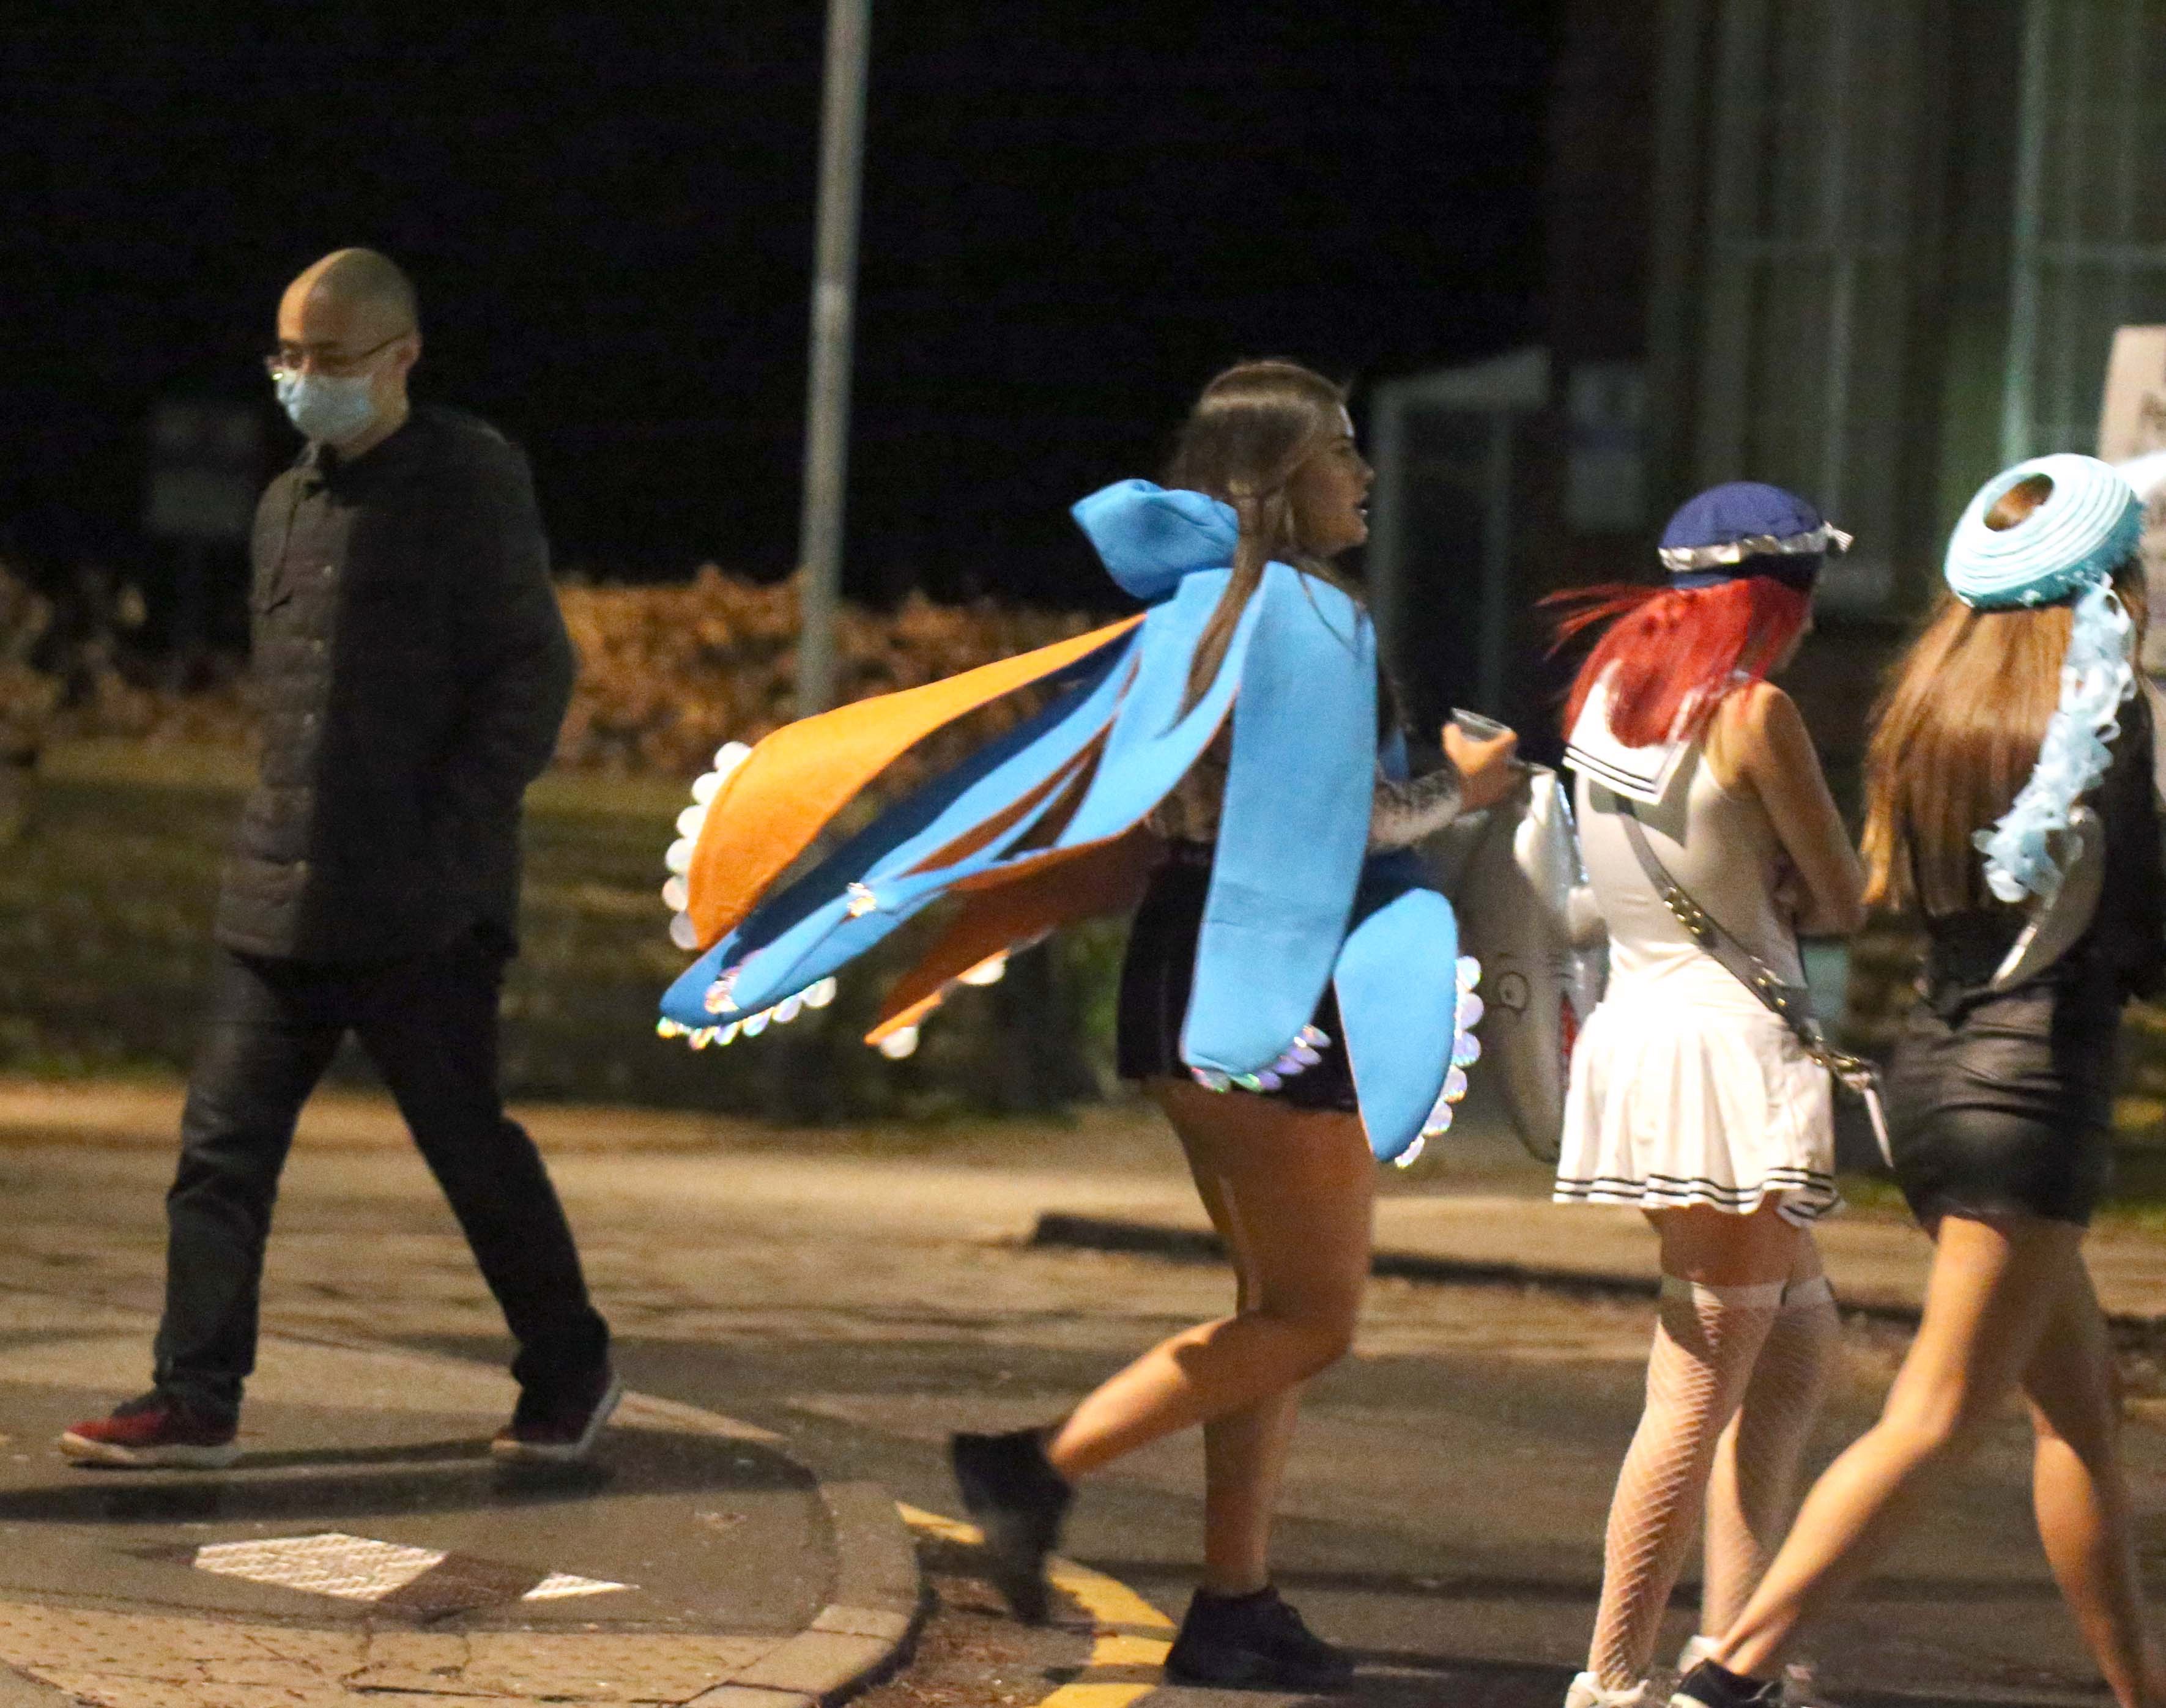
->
<box><xmin>569</xmin><ymin>1309</ymin><xmax>2157</xmax><ymax>1708</ymax></box>
<box><xmin>0</xmin><ymin>1118</ymin><xmax>2158</xmax><ymax>1707</ymax></box>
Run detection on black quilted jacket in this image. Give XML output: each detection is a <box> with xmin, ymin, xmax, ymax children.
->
<box><xmin>213</xmin><ymin>405</ymin><xmax>574</xmax><ymax>962</ymax></box>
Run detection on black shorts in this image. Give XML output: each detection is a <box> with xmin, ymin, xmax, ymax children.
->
<box><xmin>1885</xmin><ymin>980</ymin><xmax>2116</xmax><ymax>1228</ymax></box>
<box><xmin>1115</xmin><ymin>842</ymin><xmax>1359</xmax><ymax>1114</ymax></box>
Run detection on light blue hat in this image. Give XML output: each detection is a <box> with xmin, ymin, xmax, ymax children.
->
<box><xmin>1945</xmin><ymin>453</ymin><xmax>2142</xmax><ymax>610</ymax></box>
<box><xmin>1945</xmin><ymin>454</ymin><xmax>2143</xmax><ymax>904</ymax></box>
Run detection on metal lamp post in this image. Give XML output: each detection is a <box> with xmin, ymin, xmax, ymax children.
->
<box><xmin>793</xmin><ymin>0</ymin><xmax>872</xmax><ymax>717</ymax></box>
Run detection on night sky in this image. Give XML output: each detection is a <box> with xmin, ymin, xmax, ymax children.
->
<box><xmin>4</xmin><ymin>3</ymin><xmax>1556</xmax><ymax>625</ymax></box>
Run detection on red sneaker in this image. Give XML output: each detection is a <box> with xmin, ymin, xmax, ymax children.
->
<box><xmin>58</xmin><ymin>1392</ymin><xmax>240</xmax><ymax>1470</ymax></box>
<box><xmin>491</xmin><ymin>1367</ymin><xmax>622</xmax><ymax>1465</ymax></box>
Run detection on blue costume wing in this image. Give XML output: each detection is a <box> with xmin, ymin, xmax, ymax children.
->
<box><xmin>1186</xmin><ymin>566</ymin><xmax>1374</xmax><ymax>1078</ymax></box>
<box><xmin>658</xmin><ymin>480</ymin><xmax>1479</xmax><ymax>1165</ymax></box>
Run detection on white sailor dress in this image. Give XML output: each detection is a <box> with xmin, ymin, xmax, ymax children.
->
<box><xmin>1554</xmin><ymin>687</ymin><xmax>1839</xmax><ymax>1225</ymax></box>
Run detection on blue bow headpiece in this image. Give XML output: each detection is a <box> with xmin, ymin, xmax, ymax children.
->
<box><xmin>1658</xmin><ymin>481</ymin><xmax>1850</xmax><ymax>593</ymax></box>
<box><xmin>1945</xmin><ymin>454</ymin><xmax>2143</xmax><ymax>904</ymax></box>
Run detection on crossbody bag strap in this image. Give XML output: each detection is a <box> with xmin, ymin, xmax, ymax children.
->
<box><xmin>1613</xmin><ymin>797</ymin><xmax>1892</xmax><ymax>1164</ymax></box>
<box><xmin>1613</xmin><ymin>801</ymin><xmax>1813</xmax><ymax>1040</ymax></box>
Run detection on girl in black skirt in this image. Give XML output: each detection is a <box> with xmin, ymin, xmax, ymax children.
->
<box><xmin>1679</xmin><ymin>457</ymin><xmax>2166</xmax><ymax>1707</ymax></box>
<box><xmin>949</xmin><ymin>361</ymin><xmax>1519</xmax><ymax>1690</ymax></box>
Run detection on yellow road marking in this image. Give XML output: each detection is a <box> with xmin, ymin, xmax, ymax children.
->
<box><xmin>898</xmin><ymin>1503</ymin><xmax>1173</xmax><ymax>1708</ymax></box>
<box><xmin>896</xmin><ymin>1501</ymin><xmax>981</xmax><ymax>1546</ymax></box>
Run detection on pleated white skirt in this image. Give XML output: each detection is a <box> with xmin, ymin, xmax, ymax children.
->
<box><xmin>1554</xmin><ymin>969</ymin><xmax>1839</xmax><ymax>1226</ymax></box>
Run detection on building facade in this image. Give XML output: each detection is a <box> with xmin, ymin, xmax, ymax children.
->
<box><xmin>1498</xmin><ymin>0</ymin><xmax>2164</xmax><ymax>780</ymax></box>
<box><xmin>1561</xmin><ymin>0</ymin><xmax>2166</xmax><ymax>610</ymax></box>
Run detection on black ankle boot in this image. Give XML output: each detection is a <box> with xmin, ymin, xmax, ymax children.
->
<box><xmin>949</xmin><ymin>1429</ymin><xmax>1071</xmax><ymax>1623</ymax></box>
<box><xmin>1672</xmin><ymin>1660</ymin><xmax>1786</xmax><ymax>1707</ymax></box>
<box><xmin>1165</xmin><ymin>1585</ymin><xmax>1356</xmax><ymax>1693</ymax></box>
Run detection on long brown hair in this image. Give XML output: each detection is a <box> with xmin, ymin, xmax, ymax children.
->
<box><xmin>1861</xmin><ymin>477</ymin><xmax>2146</xmax><ymax>914</ymax></box>
<box><xmin>1164</xmin><ymin>360</ymin><xmax>1349</xmax><ymax>708</ymax></box>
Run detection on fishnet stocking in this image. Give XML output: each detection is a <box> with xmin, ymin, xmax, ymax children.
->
<box><xmin>1700</xmin><ymin>1274</ymin><xmax>1838</xmax><ymax>1642</ymax></box>
<box><xmin>1589</xmin><ymin>1277</ymin><xmax>1781</xmax><ymax>1690</ymax></box>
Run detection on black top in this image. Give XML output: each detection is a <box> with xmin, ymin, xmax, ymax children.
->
<box><xmin>213</xmin><ymin>404</ymin><xmax>576</xmax><ymax>963</ymax></box>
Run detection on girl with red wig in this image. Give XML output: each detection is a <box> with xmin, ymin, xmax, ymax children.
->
<box><xmin>1551</xmin><ymin>484</ymin><xmax>1865</xmax><ymax>1708</ymax></box>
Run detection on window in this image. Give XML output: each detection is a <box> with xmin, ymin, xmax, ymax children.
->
<box><xmin>2001</xmin><ymin>0</ymin><xmax>2166</xmax><ymax>462</ymax></box>
<box><xmin>1686</xmin><ymin>0</ymin><xmax>1937</xmax><ymax>610</ymax></box>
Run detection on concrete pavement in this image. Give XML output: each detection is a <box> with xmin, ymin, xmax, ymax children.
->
<box><xmin>9</xmin><ymin>1075</ymin><xmax>2162</xmax><ymax>1326</ymax></box>
<box><xmin>1034</xmin><ymin>1180</ymin><xmax>2166</xmax><ymax>1331</ymax></box>
<box><xmin>0</xmin><ymin>1287</ymin><xmax>919</xmax><ymax>1708</ymax></box>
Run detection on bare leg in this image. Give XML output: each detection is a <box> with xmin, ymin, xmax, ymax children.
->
<box><xmin>1046</xmin><ymin>1080</ymin><xmax>1374</xmax><ymax>1592</ymax></box>
<box><xmin>2022</xmin><ymin>1254</ymin><xmax>2166</xmax><ymax>1706</ymax></box>
<box><xmin>1201</xmin><ymin>1389</ymin><xmax>1303</xmax><ymax>1595</ymax></box>
<box><xmin>1182</xmin><ymin>1116</ymin><xmax>1307</xmax><ymax>1595</ymax></box>
<box><xmin>1700</xmin><ymin>1237</ymin><xmax>1836</xmax><ymax>1639</ymax></box>
<box><xmin>1584</xmin><ymin>1204</ymin><xmax>1801</xmax><ymax>1690</ymax></box>
<box><xmin>1715</xmin><ymin>1214</ymin><xmax>2080</xmax><ymax>1682</ymax></box>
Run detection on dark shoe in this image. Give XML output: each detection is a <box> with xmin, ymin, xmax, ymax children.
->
<box><xmin>1671</xmin><ymin>1662</ymin><xmax>1789</xmax><ymax>1708</ymax></box>
<box><xmin>1165</xmin><ymin>1585</ymin><xmax>1356</xmax><ymax>1693</ymax></box>
<box><xmin>491</xmin><ymin>1366</ymin><xmax>622</xmax><ymax>1465</ymax></box>
<box><xmin>58</xmin><ymin>1392</ymin><xmax>239</xmax><ymax>1469</ymax></box>
<box><xmin>949</xmin><ymin>1429</ymin><xmax>1071</xmax><ymax>1623</ymax></box>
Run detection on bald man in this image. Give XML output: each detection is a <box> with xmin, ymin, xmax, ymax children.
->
<box><xmin>62</xmin><ymin>250</ymin><xmax>614</xmax><ymax>1468</ymax></box>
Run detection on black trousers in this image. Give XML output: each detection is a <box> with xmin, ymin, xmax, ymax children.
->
<box><xmin>153</xmin><ymin>932</ymin><xmax>610</xmax><ymax>1422</ymax></box>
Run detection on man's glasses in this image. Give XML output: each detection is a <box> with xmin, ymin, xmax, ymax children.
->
<box><xmin>263</xmin><ymin>330</ymin><xmax>410</xmax><ymax>380</ymax></box>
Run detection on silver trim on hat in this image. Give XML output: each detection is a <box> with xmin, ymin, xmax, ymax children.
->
<box><xmin>1658</xmin><ymin>523</ymin><xmax>1853</xmax><ymax>574</ymax></box>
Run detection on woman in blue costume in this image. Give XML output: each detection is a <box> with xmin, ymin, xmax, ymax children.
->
<box><xmin>660</xmin><ymin>360</ymin><xmax>1515</xmax><ymax>1690</ymax></box>
<box><xmin>960</xmin><ymin>361</ymin><xmax>1515</xmax><ymax>1691</ymax></box>
<box><xmin>1677</xmin><ymin>458</ymin><xmax>2166</xmax><ymax>1708</ymax></box>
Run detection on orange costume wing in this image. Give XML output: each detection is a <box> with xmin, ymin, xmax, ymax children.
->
<box><xmin>681</xmin><ymin>618</ymin><xmax>1140</xmax><ymax>946</ymax></box>
<box><xmin>866</xmin><ymin>829</ymin><xmax>1163</xmax><ymax>1045</ymax></box>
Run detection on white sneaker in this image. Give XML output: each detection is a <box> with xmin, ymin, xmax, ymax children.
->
<box><xmin>1566</xmin><ymin>1673</ymin><xmax>1658</xmax><ymax>1708</ymax></box>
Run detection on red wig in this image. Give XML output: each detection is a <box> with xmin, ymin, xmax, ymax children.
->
<box><xmin>1548</xmin><ymin>577</ymin><xmax>1811</xmax><ymax>749</ymax></box>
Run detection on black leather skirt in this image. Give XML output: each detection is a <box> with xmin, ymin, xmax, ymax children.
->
<box><xmin>1885</xmin><ymin>975</ymin><xmax>2117</xmax><ymax>1228</ymax></box>
<box><xmin>1115</xmin><ymin>842</ymin><xmax>1359</xmax><ymax>1114</ymax></box>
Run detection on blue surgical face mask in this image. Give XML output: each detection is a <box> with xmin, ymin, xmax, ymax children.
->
<box><xmin>274</xmin><ymin>368</ymin><xmax>380</xmax><ymax>445</ymax></box>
